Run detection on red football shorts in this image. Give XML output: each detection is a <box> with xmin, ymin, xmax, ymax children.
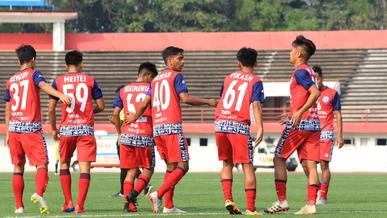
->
<box><xmin>320</xmin><ymin>139</ymin><xmax>334</xmax><ymax>162</ymax></box>
<box><xmin>8</xmin><ymin>131</ymin><xmax>48</xmax><ymax>166</ymax></box>
<box><xmin>154</xmin><ymin>133</ymin><xmax>189</xmax><ymax>163</ymax></box>
<box><xmin>275</xmin><ymin>127</ymin><xmax>320</xmax><ymax>162</ymax></box>
<box><xmin>216</xmin><ymin>132</ymin><xmax>254</xmax><ymax>164</ymax></box>
<box><xmin>60</xmin><ymin>135</ymin><xmax>97</xmax><ymax>162</ymax></box>
<box><xmin>119</xmin><ymin>145</ymin><xmax>155</xmax><ymax>169</ymax></box>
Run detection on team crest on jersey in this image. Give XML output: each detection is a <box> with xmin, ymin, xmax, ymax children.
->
<box><xmin>322</xmin><ymin>96</ymin><xmax>330</xmax><ymax>104</ymax></box>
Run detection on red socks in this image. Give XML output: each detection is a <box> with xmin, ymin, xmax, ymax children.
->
<box><xmin>35</xmin><ymin>168</ymin><xmax>48</xmax><ymax>196</ymax></box>
<box><xmin>221</xmin><ymin>179</ymin><xmax>233</xmax><ymax>201</ymax></box>
<box><xmin>164</xmin><ymin>171</ymin><xmax>174</xmax><ymax>209</ymax></box>
<box><xmin>12</xmin><ymin>173</ymin><xmax>24</xmax><ymax>209</ymax></box>
<box><xmin>245</xmin><ymin>189</ymin><xmax>256</xmax><ymax>212</ymax></box>
<box><xmin>319</xmin><ymin>181</ymin><xmax>329</xmax><ymax>200</ymax></box>
<box><xmin>157</xmin><ymin>167</ymin><xmax>185</xmax><ymax>199</ymax></box>
<box><xmin>123</xmin><ymin>181</ymin><xmax>134</xmax><ymax>203</ymax></box>
<box><xmin>134</xmin><ymin>174</ymin><xmax>150</xmax><ymax>195</ymax></box>
<box><xmin>60</xmin><ymin>169</ymin><xmax>73</xmax><ymax>204</ymax></box>
<box><xmin>307</xmin><ymin>184</ymin><xmax>319</xmax><ymax>205</ymax></box>
<box><xmin>275</xmin><ymin>180</ymin><xmax>287</xmax><ymax>202</ymax></box>
<box><xmin>77</xmin><ymin>173</ymin><xmax>90</xmax><ymax>209</ymax></box>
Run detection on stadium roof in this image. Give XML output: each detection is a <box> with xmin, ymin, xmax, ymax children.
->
<box><xmin>0</xmin><ymin>11</ymin><xmax>77</xmax><ymax>51</ymax></box>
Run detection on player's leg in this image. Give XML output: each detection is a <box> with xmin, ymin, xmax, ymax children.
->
<box><xmin>317</xmin><ymin>139</ymin><xmax>333</xmax><ymax>204</ymax></box>
<box><xmin>13</xmin><ymin>164</ymin><xmax>25</xmax><ymax>213</ymax></box>
<box><xmin>318</xmin><ymin>160</ymin><xmax>330</xmax><ymax>203</ymax></box>
<box><xmin>265</xmin><ymin>128</ymin><xmax>302</xmax><ymax>214</ymax></box>
<box><xmin>75</xmin><ymin>135</ymin><xmax>97</xmax><ymax>213</ymax></box>
<box><xmin>294</xmin><ymin>131</ymin><xmax>320</xmax><ymax>215</ymax></box>
<box><xmin>123</xmin><ymin>168</ymin><xmax>138</xmax><ymax>212</ymax></box>
<box><xmin>236</xmin><ymin>135</ymin><xmax>261</xmax><ymax>215</ymax></box>
<box><xmin>59</xmin><ymin>136</ymin><xmax>76</xmax><ymax>212</ymax></box>
<box><xmin>149</xmin><ymin>134</ymin><xmax>188</xmax><ymax>213</ymax></box>
<box><xmin>129</xmin><ymin>146</ymin><xmax>155</xmax><ymax>199</ymax></box>
<box><xmin>75</xmin><ymin>161</ymin><xmax>91</xmax><ymax>213</ymax></box>
<box><xmin>9</xmin><ymin>132</ymin><xmax>26</xmax><ymax>213</ymax></box>
<box><xmin>216</xmin><ymin>132</ymin><xmax>241</xmax><ymax>214</ymax></box>
<box><xmin>155</xmin><ymin>134</ymin><xmax>188</xmax><ymax>202</ymax></box>
<box><xmin>163</xmin><ymin>160</ymin><xmax>177</xmax><ymax>211</ymax></box>
<box><xmin>22</xmin><ymin>132</ymin><xmax>50</xmax><ymax>214</ymax></box>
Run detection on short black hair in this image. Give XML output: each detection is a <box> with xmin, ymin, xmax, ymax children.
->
<box><xmin>115</xmin><ymin>85</ymin><xmax>125</xmax><ymax>94</ymax></box>
<box><xmin>162</xmin><ymin>46</ymin><xmax>184</xmax><ymax>64</ymax></box>
<box><xmin>292</xmin><ymin>35</ymin><xmax>316</xmax><ymax>61</ymax></box>
<box><xmin>16</xmin><ymin>44</ymin><xmax>36</xmax><ymax>65</ymax></box>
<box><xmin>313</xmin><ymin>65</ymin><xmax>322</xmax><ymax>77</ymax></box>
<box><xmin>65</xmin><ymin>50</ymin><xmax>83</xmax><ymax>66</ymax></box>
<box><xmin>237</xmin><ymin>47</ymin><xmax>257</xmax><ymax>67</ymax></box>
<box><xmin>138</xmin><ymin>62</ymin><xmax>158</xmax><ymax>77</ymax></box>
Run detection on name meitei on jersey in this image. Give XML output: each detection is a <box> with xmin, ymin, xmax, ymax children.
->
<box><xmin>5</xmin><ymin>69</ymin><xmax>46</xmax><ymax>133</ymax></box>
<box><xmin>114</xmin><ymin>82</ymin><xmax>154</xmax><ymax>148</ymax></box>
<box><xmin>51</xmin><ymin>72</ymin><xmax>103</xmax><ymax>137</ymax></box>
<box><xmin>288</xmin><ymin>64</ymin><xmax>321</xmax><ymax>131</ymax></box>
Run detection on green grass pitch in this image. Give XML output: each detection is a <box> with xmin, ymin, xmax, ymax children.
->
<box><xmin>0</xmin><ymin>172</ymin><xmax>386</xmax><ymax>217</ymax></box>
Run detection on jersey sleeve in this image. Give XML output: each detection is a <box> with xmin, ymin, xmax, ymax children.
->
<box><xmin>4</xmin><ymin>89</ymin><xmax>10</xmax><ymax>102</ymax></box>
<box><xmin>113</xmin><ymin>92</ymin><xmax>123</xmax><ymax>109</ymax></box>
<box><xmin>92</xmin><ymin>79</ymin><xmax>103</xmax><ymax>100</ymax></box>
<box><xmin>146</xmin><ymin>87</ymin><xmax>152</xmax><ymax>96</ymax></box>
<box><xmin>252</xmin><ymin>81</ymin><xmax>265</xmax><ymax>103</ymax></box>
<box><xmin>295</xmin><ymin>69</ymin><xmax>314</xmax><ymax>90</ymax></box>
<box><xmin>332</xmin><ymin>92</ymin><xmax>341</xmax><ymax>111</ymax></box>
<box><xmin>219</xmin><ymin>84</ymin><xmax>224</xmax><ymax>97</ymax></box>
<box><xmin>49</xmin><ymin>80</ymin><xmax>59</xmax><ymax>101</ymax></box>
<box><xmin>174</xmin><ymin>73</ymin><xmax>189</xmax><ymax>95</ymax></box>
<box><xmin>32</xmin><ymin>70</ymin><xmax>47</xmax><ymax>86</ymax></box>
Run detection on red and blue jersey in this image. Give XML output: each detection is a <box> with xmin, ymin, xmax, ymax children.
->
<box><xmin>289</xmin><ymin>64</ymin><xmax>320</xmax><ymax>131</ymax></box>
<box><xmin>4</xmin><ymin>68</ymin><xmax>46</xmax><ymax>133</ymax></box>
<box><xmin>50</xmin><ymin>72</ymin><xmax>102</xmax><ymax>136</ymax></box>
<box><xmin>113</xmin><ymin>82</ymin><xmax>154</xmax><ymax>147</ymax></box>
<box><xmin>146</xmin><ymin>69</ymin><xmax>188</xmax><ymax>136</ymax></box>
<box><xmin>215</xmin><ymin>71</ymin><xmax>264</xmax><ymax>135</ymax></box>
<box><xmin>317</xmin><ymin>87</ymin><xmax>341</xmax><ymax>139</ymax></box>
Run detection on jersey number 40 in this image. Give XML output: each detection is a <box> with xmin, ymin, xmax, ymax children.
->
<box><xmin>153</xmin><ymin>80</ymin><xmax>171</xmax><ymax>112</ymax></box>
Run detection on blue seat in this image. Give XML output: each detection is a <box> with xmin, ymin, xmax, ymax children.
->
<box><xmin>0</xmin><ymin>0</ymin><xmax>54</xmax><ymax>9</ymax></box>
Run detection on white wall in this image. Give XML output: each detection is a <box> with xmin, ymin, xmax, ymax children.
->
<box><xmin>0</xmin><ymin>132</ymin><xmax>386</xmax><ymax>173</ymax></box>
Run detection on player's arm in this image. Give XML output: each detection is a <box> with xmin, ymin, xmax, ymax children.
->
<box><xmin>48</xmin><ymin>99</ymin><xmax>60</xmax><ymax>141</ymax></box>
<box><xmin>94</xmin><ymin>98</ymin><xmax>105</xmax><ymax>114</ymax></box>
<box><xmin>92</xmin><ymin>79</ymin><xmax>105</xmax><ymax>114</ymax></box>
<box><xmin>5</xmin><ymin>102</ymin><xmax>10</xmax><ymax>146</ymax></box>
<box><xmin>112</xmin><ymin>92</ymin><xmax>123</xmax><ymax>135</ymax></box>
<box><xmin>39</xmin><ymin>82</ymin><xmax>71</xmax><ymax>105</ymax></box>
<box><xmin>333</xmin><ymin>92</ymin><xmax>344</xmax><ymax>148</ymax></box>
<box><xmin>251</xmin><ymin>81</ymin><xmax>265</xmax><ymax>146</ymax></box>
<box><xmin>179</xmin><ymin>93</ymin><xmax>217</xmax><ymax>107</ymax></box>
<box><xmin>291</xmin><ymin>70</ymin><xmax>320</xmax><ymax>127</ymax></box>
<box><xmin>125</xmin><ymin>96</ymin><xmax>151</xmax><ymax>124</ymax></box>
<box><xmin>252</xmin><ymin>101</ymin><xmax>263</xmax><ymax>147</ymax></box>
<box><xmin>112</xmin><ymin>107</ymin><xmax>122</xmax><ymax>135</ymax></box>
<box><xmin>175</xmin><ymin>73</ymin><xmax>216</xmax><ymax>107</ymax></box>
<box><xmin>4</xmin><ymin>88</ymin><xmax>11</xmax><ymax>146</ymax></box>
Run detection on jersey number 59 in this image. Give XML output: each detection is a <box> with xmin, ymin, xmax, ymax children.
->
<box><xmin>63</xmin><ymin>83</ymin><xmax>88</xmax><ymax>113</ymax></box>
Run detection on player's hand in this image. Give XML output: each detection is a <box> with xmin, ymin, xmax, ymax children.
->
<box><xmin>59</xmin><ymin>94</ymin><xmax>72</xmax><ymax>105</ymax></box>
<box><xmin>208</xmin><ymin>99</ymin><xmax>217</xmax><ymax>107</ymax></box>
<box><xmin>337</xmin><ymin>135</ymin><xmax>344</xmax><ymax>149</ymax></box>
<box><xmin>279</xmin><ymin>112</ymin><xmax>288</xmax><ymax>125</ymax></box>
<box><xmin>5</xmin><ymin>132</ymin><xmax>9</xmax><ymax>146</ymax></box>
<box><xmin>52</xmin><ymin>129</ymin><xmax>60</xmax><ymax>141</ymax></box>
<box><xmin>124</xmin><ymin>113</ymin><xmax>137</xmax><ymax>124</ymax></box>
<box><xmin>254</xmin><ymin>129</ymin><xmax>263</xmax><ymax>147</ymax></box>
<box><xmin>291</xmin><ymin>110</ymin><xmax>303</xmax><ymax>128</ymax></box>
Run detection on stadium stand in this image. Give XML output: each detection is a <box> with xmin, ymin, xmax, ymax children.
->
<box><xmin>0</xmin><ymin>49</ymin><xmax>376</xmax><ymax>123</ymax></box>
